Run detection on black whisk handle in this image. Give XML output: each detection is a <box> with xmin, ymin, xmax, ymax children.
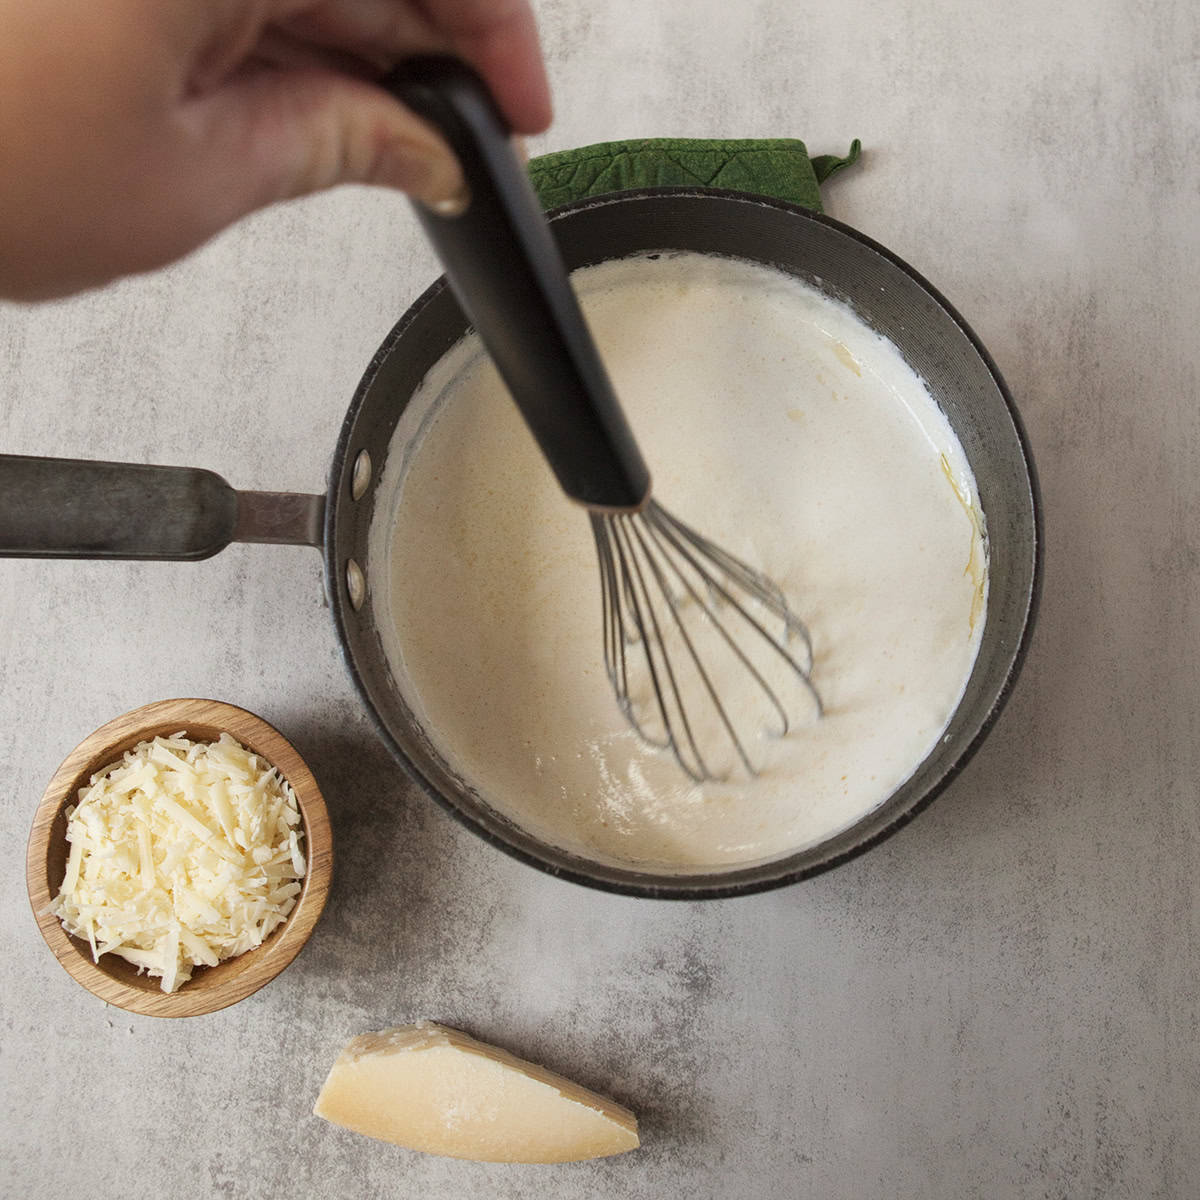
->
<box><xmin>382</xmin><ymin>56</ymin><xmax>651</xmax><ymax>511</ymax></box>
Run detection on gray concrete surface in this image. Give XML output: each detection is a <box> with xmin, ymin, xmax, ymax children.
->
<box><xmin>2</xmin><ymin>1</ymin><xmax>1198</xmax><ymax>1196</ymax></box>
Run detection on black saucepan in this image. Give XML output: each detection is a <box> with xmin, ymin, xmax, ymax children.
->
<box><xmin>0</xmin><ymin>185</ymin><xmax>1041</xmax><ymax>898</ymax></box>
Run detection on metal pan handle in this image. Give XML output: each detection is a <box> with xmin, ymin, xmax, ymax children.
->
<box><xmin>383</xmin><ymin>56</ymin><xmax>651</xmax><ymax>512</ymax></box>
<box><xmin>0</xmin><ymin>454</ymin><xmax>323</xmax><ymax>560</ymax></box>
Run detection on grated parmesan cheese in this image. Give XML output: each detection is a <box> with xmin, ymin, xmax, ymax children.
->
<box><xmin>51</xmin><ymin>732</ymin><xmax>306</xmax><ymax>993</ymax></box>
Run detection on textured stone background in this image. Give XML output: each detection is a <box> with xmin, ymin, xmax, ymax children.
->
<box><xmin>2</xmin><ymin>1</ymin><xmax>1198</xmax><ymax>1196</ymax></box>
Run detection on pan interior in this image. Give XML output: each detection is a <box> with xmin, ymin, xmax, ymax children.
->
<box><xmin>332</xmin><ymin>192</ymin><xmax>1038</xmax><ymax>897</ymax></box>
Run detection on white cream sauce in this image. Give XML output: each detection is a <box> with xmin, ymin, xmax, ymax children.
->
<box><xmin>371</xmin><ymin>253</ymin><xmax>986</xmax><ymax>872</ymax></box>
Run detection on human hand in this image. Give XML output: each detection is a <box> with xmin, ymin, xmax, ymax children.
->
<box><xmin>0</xmin><ymin>0</ymin><xmax>551</xmax><ymax>299</ymax></box>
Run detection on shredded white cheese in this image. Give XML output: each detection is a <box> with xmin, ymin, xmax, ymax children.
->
<box><xmin>52</xmin><ymin>732</ymin><xmax>306</xmax><ymax>993</ymax></box>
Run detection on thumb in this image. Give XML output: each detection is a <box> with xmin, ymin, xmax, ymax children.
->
<box><xmin>189</xmin><ymin>65</ymin><xmax>465</xmax><ymax>223</ymax></box>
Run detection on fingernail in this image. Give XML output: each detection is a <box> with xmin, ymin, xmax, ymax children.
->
<box><xmin>424</xmin><ymin>183</ymin><xmax>471</xmax><ymax>218</ymax></box>
<box><xmin>376</xmin><ymin>137</ymin><xmax>465</xmax><ymax>211</ymax></box>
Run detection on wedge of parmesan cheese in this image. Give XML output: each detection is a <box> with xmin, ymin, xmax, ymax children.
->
<box><xmin>51</xmin><ymin>732</ymin><xmax>305</xmax><ymax>992</ymax></box>
<box><xmin>313</xmin><ymin>1022</ymin><xmax>639</xmax><ymax>1163</ymax></box>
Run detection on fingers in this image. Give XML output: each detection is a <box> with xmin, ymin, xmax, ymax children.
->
<box><xmin>185</xmin><ymin>1</ymin><xmax>553</xmax><ymax>216</ymax></box>
<box><xmin>277</xmin><ymin>0</ymin><xmax>552</xmax><ymax>132</ymax></box>
<box><xmin>189</xmin><ymin>63</ymin><xmax>465</xmax><ymax>216</ymax></box>
<box><xmin>0</xmin><ymin>0</ymin><xmax>552</xmax><ymax>297</ymax></box>
<box><xmin>413</xmin><ymin>0</ymin><xmax>552</xmax><ymax>131</ymax></box>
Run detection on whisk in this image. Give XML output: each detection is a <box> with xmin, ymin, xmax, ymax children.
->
<box><xmin>387</xmin><ymin>58</ymin><xmax>822</xmax><ymax>781</ymax></box>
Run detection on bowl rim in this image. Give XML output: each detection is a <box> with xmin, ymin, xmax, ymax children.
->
<box><xmin>26</xmin><ymin>698</ymin><xmax>332</xmax><ymax>1017</ymax></box>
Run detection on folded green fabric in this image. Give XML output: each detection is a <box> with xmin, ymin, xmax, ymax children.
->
<box><xmin>528</xmin><ymin>137</ymin><xmax>861</xmax><ymax>213</ymax></box>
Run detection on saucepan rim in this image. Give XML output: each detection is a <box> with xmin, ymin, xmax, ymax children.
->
<box><xmin>324</xmin><ymin>186</ymin><xmax>1043</xmax><ymax>899</ymax></box>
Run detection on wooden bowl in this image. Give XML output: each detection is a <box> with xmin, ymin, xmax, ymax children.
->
<box><xmin>26</xmin><ymin>698</ymin><xmax>333</xmax><ymax>1017</ymax></box>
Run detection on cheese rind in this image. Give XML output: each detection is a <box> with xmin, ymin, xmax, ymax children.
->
<box><xmin>313</xmin><ymin>1022</ymin><xmax>639</xmax><ymax>1163</ymax></box>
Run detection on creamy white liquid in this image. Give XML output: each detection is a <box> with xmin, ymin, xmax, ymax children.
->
<box><xmin>372</xmin><ymin>253</ymin><xmax>986</xmax><ymax>872</ymax></box>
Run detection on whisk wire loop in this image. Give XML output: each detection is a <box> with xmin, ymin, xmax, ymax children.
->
<box><xmin>590</xmin><ymin>500</ymin><xmax>822</xmax><ymax>783</ymax></box>
<box><xmin>612</xmin><ymin>514</ymin><xmax>714</xmax><ymax>777</ymax></box>
<box><xmin>647</xmin><ymin>503</ymin><xmax>816</xmax><ymax>668</ymax></box>
<box><xmin>643</xmin><ymin>503</ymin><xmax>822</xmax><ymax>719</ymax></box>
<box><xmin>634</xmin><ymin>514</ymin><xmax>770</xmax><ymax>777</ymax></box>
<box><xmin>629</xmin><ymin>514</ymin><xmax>756</xmax><ymax>778</ymax></box>
<box><xmin>590</xmin><ymin>517</ymin><xmax>630</xmax><ymax>715</ymax></box>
